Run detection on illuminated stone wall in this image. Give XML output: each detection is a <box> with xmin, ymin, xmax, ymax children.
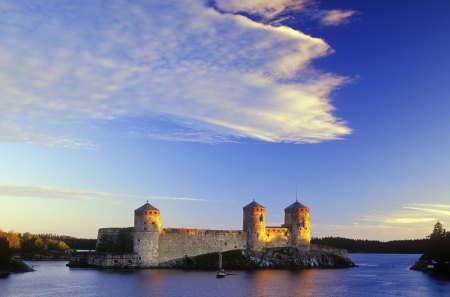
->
<box><xmin>157</xmin><ymin>229</ymin><xmax>245</xmax><ymax>263</ymax></box>
<box><xmin>263</xmin><ymin>227</ymin><xmax>289</xmax><ymax>248</ymax></box>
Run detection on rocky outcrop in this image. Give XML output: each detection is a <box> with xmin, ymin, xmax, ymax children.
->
<box><xmin>0</xmin><ymin>259</ymin><xmax>34</xmax><ymax>277</ymax></box>
<box><xmin>159</xmin><ymin>246</ymin><xmax>355</xmax><ymax>269</ymax></box>
<box><xmin>410</xmin><ymin>258</ymin><xmax>450</xmax><ymax>275</ymax></box>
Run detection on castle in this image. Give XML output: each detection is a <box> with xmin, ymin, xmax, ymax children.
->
<box><xmin>74</xmin><ymin>199</ymin><xmax>311</xmax><ymax>268</ymax></box>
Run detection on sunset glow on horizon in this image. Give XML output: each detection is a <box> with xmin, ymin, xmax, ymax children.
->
<box><xmin>1</xmin><ymin>0</ymin><xmax>449</xmax><ymax>241</ymax></box>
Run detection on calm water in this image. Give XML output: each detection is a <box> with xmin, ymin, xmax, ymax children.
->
<box><xmin>1</xmin><ymin>254</ymin><xmax>449</xmax><ymax>297</ymax></box>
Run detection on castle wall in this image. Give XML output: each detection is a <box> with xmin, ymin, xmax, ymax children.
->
<box><xmin>263</xmin><ymin>227</ymin><xmax>289</xmax><ymax>248</ymax></box>
<box><xmin>97</xmin><ymin>227</ymin><xmax>125</xmax><ymax>241</ymax></box>
<box><xmin>94</xmin><ymin>201</ymin><xmax>312</xmax><ymax>267</ymax></box>
<box><xmin>157</xmin><ymin>228</ymin><xmax>245</xmax><ymax>263</ymax></box>
<box><xmin>68</xmin><ymin>252</ymin><xmax>138</xmax><ymax>268</ymax></box>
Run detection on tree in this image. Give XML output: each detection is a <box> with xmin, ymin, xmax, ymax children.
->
<box><xmin>423</xmin><ymin>221</ymin><xmax>450</xmax><ymax>263</ymax></box>
<box><xmin>429</xmin><ymin>221</ymin><xmax>446</xmax><ymax>240</ymax></box>
<box><xmin>34</xmin><ymin>237</ymin><xmax>46</xmax><ymax>253</ymax></box>
<box><xmin>6</xmin><ymin>231</ymin><xmax>21</xmax><ymax>250</ymax></box>
<box><xmin>0</xmin><ymin>237</ymin><xmax>11</xmax><ymax>267</ymax></box>
<box><xmin>116</xmin><ymin>229</ymin><xmax>133</xmax><ymax>253</ymax></box>
<box><xmin>57</xmin><ymin>241</ymin><xmax>69</xmax><ymax>251</ymax></box>
<box><xmin>96</xmin><ymin>234</ymin><xmax>116</xmax><ymax>253</ymax></box>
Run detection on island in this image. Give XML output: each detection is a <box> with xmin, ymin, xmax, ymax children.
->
<box><xmin>410</xmin><ymin>221</ymin><xmax>450</xmax><ymax>275</ymax></box>
<box><xmin>0</xmin><ymin>237</ymin><xmax>34</xmax><ymax>277</ymax></box>
<box><xmin>68</xmin><ymin>200</ymin><xmax>355</xmax><ymax>269</ymax></box>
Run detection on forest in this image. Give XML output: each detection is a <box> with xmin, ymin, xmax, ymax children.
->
<box><xmin>311</xmin><ymin>237</ymin><xmax>429</xmax><ymax>253</ymax></box>
<box><xmin>0</xmin><ymin>229</ymin><xmax>96</xmax><ymax>264</ymax></box>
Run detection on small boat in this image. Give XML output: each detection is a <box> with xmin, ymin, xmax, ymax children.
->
<box><xmin>216</xmin><ymin>268</ymin><xmax>226</xmax><ymax>278</ymax></box>
<box><xmin>216</xmin><ymin>252</ymin><xmax>226</xmax><ymax>278</ymax></box>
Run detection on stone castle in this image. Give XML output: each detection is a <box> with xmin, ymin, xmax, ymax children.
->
<box><xmin>71</xmin><ymin>199</ymin><xmax>311</xmax><ymax>268</ymax></box>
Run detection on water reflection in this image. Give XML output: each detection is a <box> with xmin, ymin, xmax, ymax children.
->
<box><xmin>0</xmin><ymin>255</ymin><xmax>449</xmax><ymax>297</ymax></box>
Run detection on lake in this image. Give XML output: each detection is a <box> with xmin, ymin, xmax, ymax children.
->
<box><xmin>0</xmin><ymin>254</ymin><xmax>449</xmax><ymax>296</ymax></box>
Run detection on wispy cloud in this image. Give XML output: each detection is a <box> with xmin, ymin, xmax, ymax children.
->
<box><xmin>0</xmin><ymin>185</ymin><xmax>218</xmax><ymax>203</ymax></box>
<box><xmin>314</xmin><ymin>203</ymin><xmax>450</xmax><ymax>240</ymax></box>
<box><xmin>0</xmin><ymin>185</ymin><xmax>98</xmax><ymax>201</ymax></box>
<box><xmin>360</xmin><ymin>203</ymin><xmax>450</xmax><ymax>225</ymax></box>
<box><xmin>320</xmin><ymin>9</ymin><xmax>356</xmax><ymax>26</ymax></box>
<box><xmin>0</xmin><ymin>0</ymin><xmax>351</xmax><ymax>147</ymax></box>
<box><xmin>403</xmin><ymin>206</ymin><xmax>450</xmax><ymax>217</ymax></box>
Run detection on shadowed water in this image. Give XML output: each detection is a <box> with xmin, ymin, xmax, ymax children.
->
<box><xmin>0</xmin><ymin>254</ymin><xmax>449</xmax><ymax>296</ymax></box>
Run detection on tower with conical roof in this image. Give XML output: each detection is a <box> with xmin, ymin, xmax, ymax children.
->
<box><xmin>133</xmin><ymin>201</ymin><xmax>161</xmax><ymax>266</ymax></box>
<box><xmin>283</xmin><ymin>200</ymin><xmax>310</xmax><ymax>245</ymax></box>
<box><xmin>243</xmin><ymin>199</ymin><xmax>266</xmax><ymax>250</ymax></box>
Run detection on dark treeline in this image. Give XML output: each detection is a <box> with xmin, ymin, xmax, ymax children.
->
<box><xmin>420</xmin><ymin>221</ymin><xmax>450</xmax><ymax>263</ymax></box>
<box><xmin>311</xmin><ymin>237</ymin><xmax>429</xmax><ymax>253</ymax></box>
<box><xmin>35</xmin><ymin>233</ymin><xmax>97</xmax><ymax>250</ymax></box>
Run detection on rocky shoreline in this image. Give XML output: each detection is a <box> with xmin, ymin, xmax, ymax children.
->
<box><xmin>0</xmin><ymin>259</ymin><xmax>35</xmax><ymax>277</ymax></box>
<box><xmin>160</xmin><ymin>246</ymin><xmax>355</xmax><ymax>269</ymax></box>
<box><xmin>410</xmin><ymin>258</ymin><xmax>450</xmax><ymax>275</ymax></box>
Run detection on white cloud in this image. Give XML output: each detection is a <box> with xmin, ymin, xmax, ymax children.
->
<box><xmin>215</xmin><ymin>0</ymin><xmax>307</xmax><ymax>19</ymax></box>
<box><xmin>320</xmin><ymin>9</ymin><xmax>356</xmax><ymax>26</ymax></box>
<box><xmin>0</xmin><ymin>0</ymin><xmax>351</xmax><ymax>146</ymax></box>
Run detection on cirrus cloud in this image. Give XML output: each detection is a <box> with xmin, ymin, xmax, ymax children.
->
<box><xmin>0</xmin><ymin>185</ymin><xmax>221</xmax><ymax>202</ymax></box>
<box><xmin>320</xmin><ymin>9</ymin><xmax>356</xmax><ymax>26</ymax></box>
<box><xmin>0</xmin><ymin>0</ymin><xmax>351</xmax><ymax>147</ymax></box>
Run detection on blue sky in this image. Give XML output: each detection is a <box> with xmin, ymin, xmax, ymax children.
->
<box><xmin>1</xmin><ymin>0</ymin><xmax>449</xmax><ymax>240</ymax></box>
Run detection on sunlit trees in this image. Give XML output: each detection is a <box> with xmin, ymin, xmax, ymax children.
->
<box><xmin>6</xmin><ymin>232</ymin><xmax>21</xmax><ymax>250</ymax></box>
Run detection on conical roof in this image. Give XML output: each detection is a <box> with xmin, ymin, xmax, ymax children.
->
<box><xmin>285</xmin><ymin>201</ymin><xmax>308</xmax><ymax>210</ymax></box>
<box><xmin>243</xmin><ymin>200</ymin><xmax>265</xmax><ymax>209</ymax></box>
<box><xmin>135</xmin><ymin>202</ymin><xmax>159</xmax><ymax>212</ymax></box>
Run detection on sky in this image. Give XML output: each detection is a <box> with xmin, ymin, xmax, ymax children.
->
<box><xmin>1</xmin><ymin>0</ymin><xmax>449</xmax><ymax>240</ymax></box>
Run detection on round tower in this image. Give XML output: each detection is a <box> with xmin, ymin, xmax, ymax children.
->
<box><xmin>283</xmin><ymin>200</ymin><xmax>310</xmax><ymax>245</ymax></box>
<box><xmin>243</xmin><ymin>199</ymin><xmax>266</xmax><ymax>251</ymax></box>
<box><xmin>133</xmin><ymin>202</ymin><xmax>161</xmax><ymax>267</ymax></box>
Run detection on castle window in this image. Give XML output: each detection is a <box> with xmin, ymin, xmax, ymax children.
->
<box><xmin>144</xmin><ymin>227</ymin><xmax>146</xmax><ymax>231</ymax></box>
